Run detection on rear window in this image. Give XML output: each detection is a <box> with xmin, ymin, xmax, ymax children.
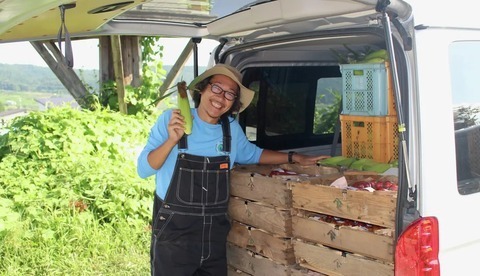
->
<box><xmin>240</xmin><ymin>66</ymin><xmax>342</xmax><ymax>150</ymax></box>
<box><xmin>450</xmin><ymin>41</ymin><xmax>480</xmax><ymax>195</ymax></box>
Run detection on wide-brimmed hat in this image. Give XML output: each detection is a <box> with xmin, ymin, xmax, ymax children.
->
<box><xmin>188</xmin><ymin>64</ymin><xmax>255</xmax><ymax>113</ymax></box>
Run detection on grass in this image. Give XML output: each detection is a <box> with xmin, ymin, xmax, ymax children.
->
<box><xmin>0</xmin><ymin>213</ymin><xmax>151</xmax><ymax>276</ymax></box>
<box><xmin>0</xmin><ymin>100</ymin><xmax>155</xmax><ymax>275</ymax></box>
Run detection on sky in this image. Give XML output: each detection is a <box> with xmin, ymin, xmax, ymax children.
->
<box><xmin>0</xmin><ymin>37</ymin><xmax>219</xmax><ymax>69</ymax></box>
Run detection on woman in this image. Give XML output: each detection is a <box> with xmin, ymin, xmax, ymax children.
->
<box><xmin>137</xmin><ymin>63</ymin><xmax>327</xmax><ymax>276</ymax></box>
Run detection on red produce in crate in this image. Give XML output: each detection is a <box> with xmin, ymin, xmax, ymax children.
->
<box><xmin>351</xmin><ymin>181</ymin><xmax>372</xmax><ymax>190</ymax></box>
<box><xmin>383</xmin><ymin>180</ymin><xmax>394</xmax><ymax>189</ymax></box>
<box><xmin>374</xmin><ymin>181</ymin><xmax>385</xmax><ymax>190</ymax></box>
<box><xmin>268</xmin><ymin>168</ymin><xmax>297</xmax><ymax>177</ymax></box>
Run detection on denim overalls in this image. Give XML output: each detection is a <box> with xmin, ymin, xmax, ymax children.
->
<box><xmin>150</xmin><ymin>117</ymin><xmax>232</xmax><ymax>276</ymax></box>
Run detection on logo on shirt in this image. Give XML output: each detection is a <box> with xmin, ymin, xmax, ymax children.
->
<box><xmin>216</xmin><ymin>141</ymin><xmax>224</xmax><ymax>153</ymax></box>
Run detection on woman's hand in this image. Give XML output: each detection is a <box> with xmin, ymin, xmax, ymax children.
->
<box><xmin>167</xmin><ymin>109</ymin><xmax>187</xmax><ymax>143</ymax></box>
<box><xmin>259</xmin><ymin>149</ymin><xmax>330</xmax><ymax>166</ymax></box>
<box><xmin>293</xmin><ymin>153</ymin><xmax>330</xmax><ymax>166</ymax></box>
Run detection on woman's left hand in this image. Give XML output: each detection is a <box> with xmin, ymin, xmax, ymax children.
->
<box><xmin>293</xmin><ymin>154</ymin><xmax>330</xmax><ymax>166</ymax></box>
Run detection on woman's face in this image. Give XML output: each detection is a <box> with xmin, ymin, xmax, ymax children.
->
<box><xmin>197</xmin><ymin>74</ymin><xmax>239</xmax><ymax>124</ymax></box>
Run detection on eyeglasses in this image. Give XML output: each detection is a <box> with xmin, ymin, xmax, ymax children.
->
<box><xmin>208</xmin><ymin>83</ymin><xmax>238</xmax><ymax>101</ymax></box>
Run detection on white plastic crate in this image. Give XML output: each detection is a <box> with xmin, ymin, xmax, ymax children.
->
<box><xmin>340</xmin><ymin>62</ymin><xmax>394</xmax><ymax>116</ymax></box>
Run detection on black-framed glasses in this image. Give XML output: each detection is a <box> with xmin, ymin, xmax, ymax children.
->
<box><xmin>208</xmin><ymin>83</ymin><xmax>238</xmax><ymax>101</ymax></box>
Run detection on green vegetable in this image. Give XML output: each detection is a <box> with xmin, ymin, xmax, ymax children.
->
<box><xmin>349</xmin><ymin>158</ymin><xmax>377</xmax><ymax>170</ymax></box>
<box><xmin>363</xmin><ymin>49</ymin><xmax>388</xmax><ymax>61</ymax></box>
<box><xmin>318</xmin><ymin>156</ymin><xmax>350</xmax><ymax>166</ymax></box>
<box><xmin>362</xmin><ymin>162</ymin><xmax>392</xmax><ymax>173</ymax></box>
<box><xmin>363</xmin><ymin>57</ymin><xmax>386</xmax><ymax>64</ymax></box>
<box><xmin>337</xmin><ymin>157</ymin><xmax>357</xmax><ymax>167</ymax></box>
<box><xmin>177</xmin><ymin>81</ymin><xmax>193</xmax><ymax>135</ymax></box>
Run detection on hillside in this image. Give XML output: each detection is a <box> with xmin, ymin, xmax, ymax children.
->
<box><xmin>0</xmin><ymin>63</ymin><xmax>99</xmax><ymax>93</ymax></box>
<box><xmin>0</xmin><ymin>63</ymin><xmax>205</xmax><ymax>94</ymax></box>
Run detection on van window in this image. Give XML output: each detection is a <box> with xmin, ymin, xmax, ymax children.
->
<box><xmin>314</xmin><ymin>77</ymin><xmax>342</xmax><ymax>134</ymax></box>
<box><xmin>241</xmin><ymin>66</ymin><xmax>341</xmax><ymax>150</ymax></box>
<box><xmin>450</xmin><ymin>41</ymin><xmax>480</xmax><ymax>195</ymax></box>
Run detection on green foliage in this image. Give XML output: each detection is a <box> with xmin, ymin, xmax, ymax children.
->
<box><xmin>330</xmin><ymin>45</ymin><xmax>376</xmax><ymax>64</ymax></box>
<box><xmin>455</xmin><ymin>105</ymin><xmax>480</xmax><ymax>128</ymax></box>
<box><xmin>141</xmin><ymin>37</ymin><xmax>163</xmax><ymax>64</ymax></box>
<box><xmin>0</xmin><ymin>106</ymin><xmax>157</xmax><ymax>274</ymax></box>
<box><xmin>314</xmin><ymin>88</ymin><xmax>342</xmax><ymax>134</ymax></box>
<box><xmin>91</xmin><ymin>36</ymin><xmax>177</xmax><ymax>115</ymax></box>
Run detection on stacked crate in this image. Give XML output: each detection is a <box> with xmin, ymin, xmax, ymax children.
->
<box><xmin>340</xmin><ymin>62</ymin><xmax>399</xmax><ymax>163</ymax></box>
<box><xmin>227</xmin><ymin>164</ymin><xmax>340</xmax><ymax>276</ymax></box>
<box><xmin>227</xmin><ymin>164</ymin><xmax>398</xmax><ymax>276</ymax></box>
<box><xmin>290</xmin><ymin>173</ymin><xmax>396</xmax><ymax>275</ymax></box>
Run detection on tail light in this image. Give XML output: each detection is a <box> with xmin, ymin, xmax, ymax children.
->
<box><xmin>395</xmin><ymin>217</ymin><xmax>440</xmax><ymax>275</ymax></box>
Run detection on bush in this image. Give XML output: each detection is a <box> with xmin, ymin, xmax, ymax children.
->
<box><xmin>0</xmin><ymin>106</ymin><xmax>157</xmax><ymax>275</ymax></box>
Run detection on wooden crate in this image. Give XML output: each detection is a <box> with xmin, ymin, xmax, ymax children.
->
<box><xmin>227</xmin><ymin>243</ymin><xmax>292</xmax><ymax>276</ymax></box>
<box><xmin>290</xmin><ymin>267</ymin><xmax>327</xmax><ymax>276</ymax></box>
<box><xmin>227</xmin><ymin>243</ymin><xmax>325</xmax><ymax>276</ymax></box>
<box><xmin>231</xmin><ymin>164</ymin><xmax>341</xmax><ymax>208</ymax></box>
<box><xmin>292</xmin><ymin>212</ymin><xmax>394</xmax><ymax>262</ymax></box>
<box><xmin>229</xmin><ymin>196</ymin><xmax>292</xmax><ymax>237</ymax></box>
<box><xmin>279</xmin><ymin>163</ymin><xmax>340</xmax><ymax>176</ymax></box>
<box><xmin>230</xmin><ymin>165</ymin><xmax>294</xmax><ymax>208</ymax></box>
<box><xmin>227</xmin><ymin>221</ymin><xmax>295</xmax><ymax>265</ymax></box>
<box><xmin>291</xmin><ymin>181</ymin><xmax>397</xmax><ymax>228</ymax></box>
<box><xmin>228</xmin><ymin>266</ymin><xmax>251</xmax><ymax>275</ymax></box>
<box><xmin>294</xmin><ymin>239</ymin><xmax>394</xmax><ymax>276</ymax></box>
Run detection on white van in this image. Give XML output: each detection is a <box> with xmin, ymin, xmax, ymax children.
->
<box><xmin>2</xmin><ymin>0</ymin><xmax>479</xmax><ymax>274</ymax></box>
<box><xmin>201</xmin><ymin>1</ymin><xmax>480</xmax><ymax>274</ymax></box>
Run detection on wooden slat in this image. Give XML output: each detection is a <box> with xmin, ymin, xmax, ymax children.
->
<box><xmin>294</xmin><ymin>240</ymin><xmax>394</xmax><ymax>276</ymax></box>
<box><xmin>280</xmin><ymin>163</ymin><xmax>340</xmax><ymax>176</ymax></box>
<box><xmin>292</xmin><ymin>215</ymin><xmax>394</xmax><ymax>262</ymax></box>
<box><xmin>157</xmin><ymin>39</ymin><xmax>193</xmax><ymax>106</ymax></box>
<box><xmin>228</xmin><ymin>265</ymin><xmax>251</xmax><ymax>276</ymax></box>
<box><xmin>227</xmin><ymin>243</ymin><xmax>291</xmax><ymax>276</ymax></box>
<box><xmin>227</xmin><ymin>221</ymin><xmax>295</xmax><ymax>265</ymax></box>
<box><xmin>31</xmin><ymin>40</ymin><xmax>89</xmax><ymax>107</ymax></box>
<box><xmin>228</xmin><ymin>197</ymin><xmax>292</xmax><ymax>237</ymax></box>
<box><xmin>230</xmin><ymin>168</ymin><xmax>293</xmax><ymax>208</ymax></box>
<box><xmin>292</xmin><ymin>182</ymin><xmax>396</xmax><ymax>228</ymax></box>
<box><xmin>110</xmin><ymin>35</ymin><xmax>127</xmax><ymax>114</ymax></box>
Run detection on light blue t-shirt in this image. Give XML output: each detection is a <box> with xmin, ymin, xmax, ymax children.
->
<box><xmin>137</xmin><ymin>108</ymin><xmax>263</xmax><ymax>199</ymax></box>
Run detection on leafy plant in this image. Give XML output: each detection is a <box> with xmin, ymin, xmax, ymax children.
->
<box><xmin>314</xmin><ymin>88</ymin><xmax>342</xmax><ymax>134</ymax></box>
<box><xmin>455</xmin><ymin>105</ymin><xmax>480</xmax><ymax>128</ymax></box>
<box><xmin>88</xmin><ymin>36</ymin><xmax>176</xmax><ymax>115</ymax></box>
<box><xmin>330</xmin><ymin>44</ymin><xmax>375</xmax><ymax>64</ymax></box>
<box><xmin>0</xmin><ymin>106</ymin><xmax>158</xmax><ymax>274</ymax></box>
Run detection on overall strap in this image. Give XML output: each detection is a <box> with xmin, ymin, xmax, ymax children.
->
<box><xmin>178</xmin><ymin>134</ymin><xmax>188</xmax><ymax>150</ymax></box>
<box><xmin>220</xmin><ymin>116</ymin><xmax>231</xmax><ymax>153</ymax></box>
<box><xmin>178</xmin><ymin>116</ymin><xmax>232</xmax><ymax>153</ymax></box>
